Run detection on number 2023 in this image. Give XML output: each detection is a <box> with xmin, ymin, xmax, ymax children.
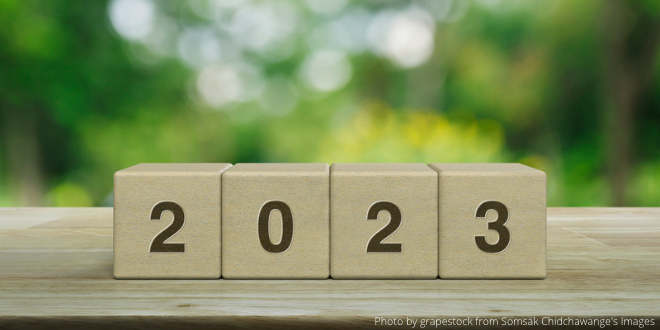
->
<box><xmin>148</xmin><ymin>200</ymin><xmax>510</xmax><ymax>254</ymax></box>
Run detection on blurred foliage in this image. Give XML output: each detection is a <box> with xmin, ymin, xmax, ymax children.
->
<box><xmin>0</xmin><ymin>0</ymin><xmax>659</xmax><ymax>207</ymax></box>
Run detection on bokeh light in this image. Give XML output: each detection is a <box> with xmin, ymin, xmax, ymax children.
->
<box><xmin>109</xmin><ymin>0</ymin><xmax>156</xmax><ymax>41</ymax></box>
<box><xmin>1</xmin><ymin>0</ymin><xmax>659</xmax><ymax>208</ymax></box>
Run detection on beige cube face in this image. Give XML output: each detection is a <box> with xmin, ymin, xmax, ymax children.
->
<box><xmin>330</xmin><ymin>164</ymin><xmax>438</xmax><ymax>279</ymax></box>
<box><xmin>221</xmin><ymin>163</ymin><xmax>329</xmax><ymax>279</ymax></box>
<box><xmin>113</xmin><ymin>163</ymin><xmax>231</xmax><ymax>279</ymax></box>
<box><xmin>429</xmin><ymin>163</ymin><xmax>546</xmax><ymax>279</ymax></box>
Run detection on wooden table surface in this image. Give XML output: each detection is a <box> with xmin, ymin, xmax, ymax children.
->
<box><xmin>0</xmin><ymin>207</ymin><xmax>658</xmax><ymax>329</ymax></box>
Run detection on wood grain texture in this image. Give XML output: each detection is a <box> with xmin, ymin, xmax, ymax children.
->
<box><xmin>0</xmin><ymin>207</ymin><xmax>659</xmax><ymax>329</ymax></box>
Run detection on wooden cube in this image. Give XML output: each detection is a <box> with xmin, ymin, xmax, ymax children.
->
<box><xmin>330</xmin><ymin>164</ymin><xmax>438</xmax><ymax>279</ymax></box>
<box><xmin>428</xmin><ymin>163</ymin><xmax>546</xmax><ymax>279</ymax></box>
<box><xmin>113</xmin><ymin>163</ymin><xmax>231</xmax><ymax>279</ymax></box>
<box><xmin>221</xmin><ymin>163</ymin><xmax>329</xmax><ymax>279</ymax></box>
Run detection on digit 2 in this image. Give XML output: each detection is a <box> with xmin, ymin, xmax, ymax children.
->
<box><xmin>258</xmin><ymin>201</ymin><xmax>294</xmax><ymax>253</ymax></box>
<box><xmin>475</xmin><ymin>201</ymin><xmax>510</xmax><ymax>253</ymax></box>
<box><xmin>366</xmin><ymin>201</ymin><xmax>402</xmax><ymax>253</ymax></box>
<box><xmin>150</xmin><ymin>201</ymin><xmax>185</xmax><ymax>253</ymax></box>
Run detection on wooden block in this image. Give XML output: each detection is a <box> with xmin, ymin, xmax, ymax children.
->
<box><xmin>330</xmin><ymin>163</ymin><xmax>438</xmax><ymax>279</ymax></box>
<box><xmin>428</xmin><ymin>163</ymin><xmax>546</xmax><ymax>279</ymax></box>
<box><xmin>221</xmin><ymin>163</ymin><xmax>329</xmax><ymax>279</ymax></box>
<box><xmin>113</xmin><ymin>163</ymin><xmax>232</xmax><ymax>279</ymax></box>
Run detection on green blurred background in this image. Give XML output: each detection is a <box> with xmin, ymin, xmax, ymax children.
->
<box><xmin>1</xmin><ymin>0</ymin><xmax>659</xmax><ymax>207</ymax></box>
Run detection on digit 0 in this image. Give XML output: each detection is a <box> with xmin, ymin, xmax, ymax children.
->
<box><xmin>258</xmin><ymin>201</ymin><xmax>294</xmax><ymax>253</ymax></box>
<box><xmin>475</xmin><ymin>201</ymin><xmax>510</xmax><ymax>253</ymax></box>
